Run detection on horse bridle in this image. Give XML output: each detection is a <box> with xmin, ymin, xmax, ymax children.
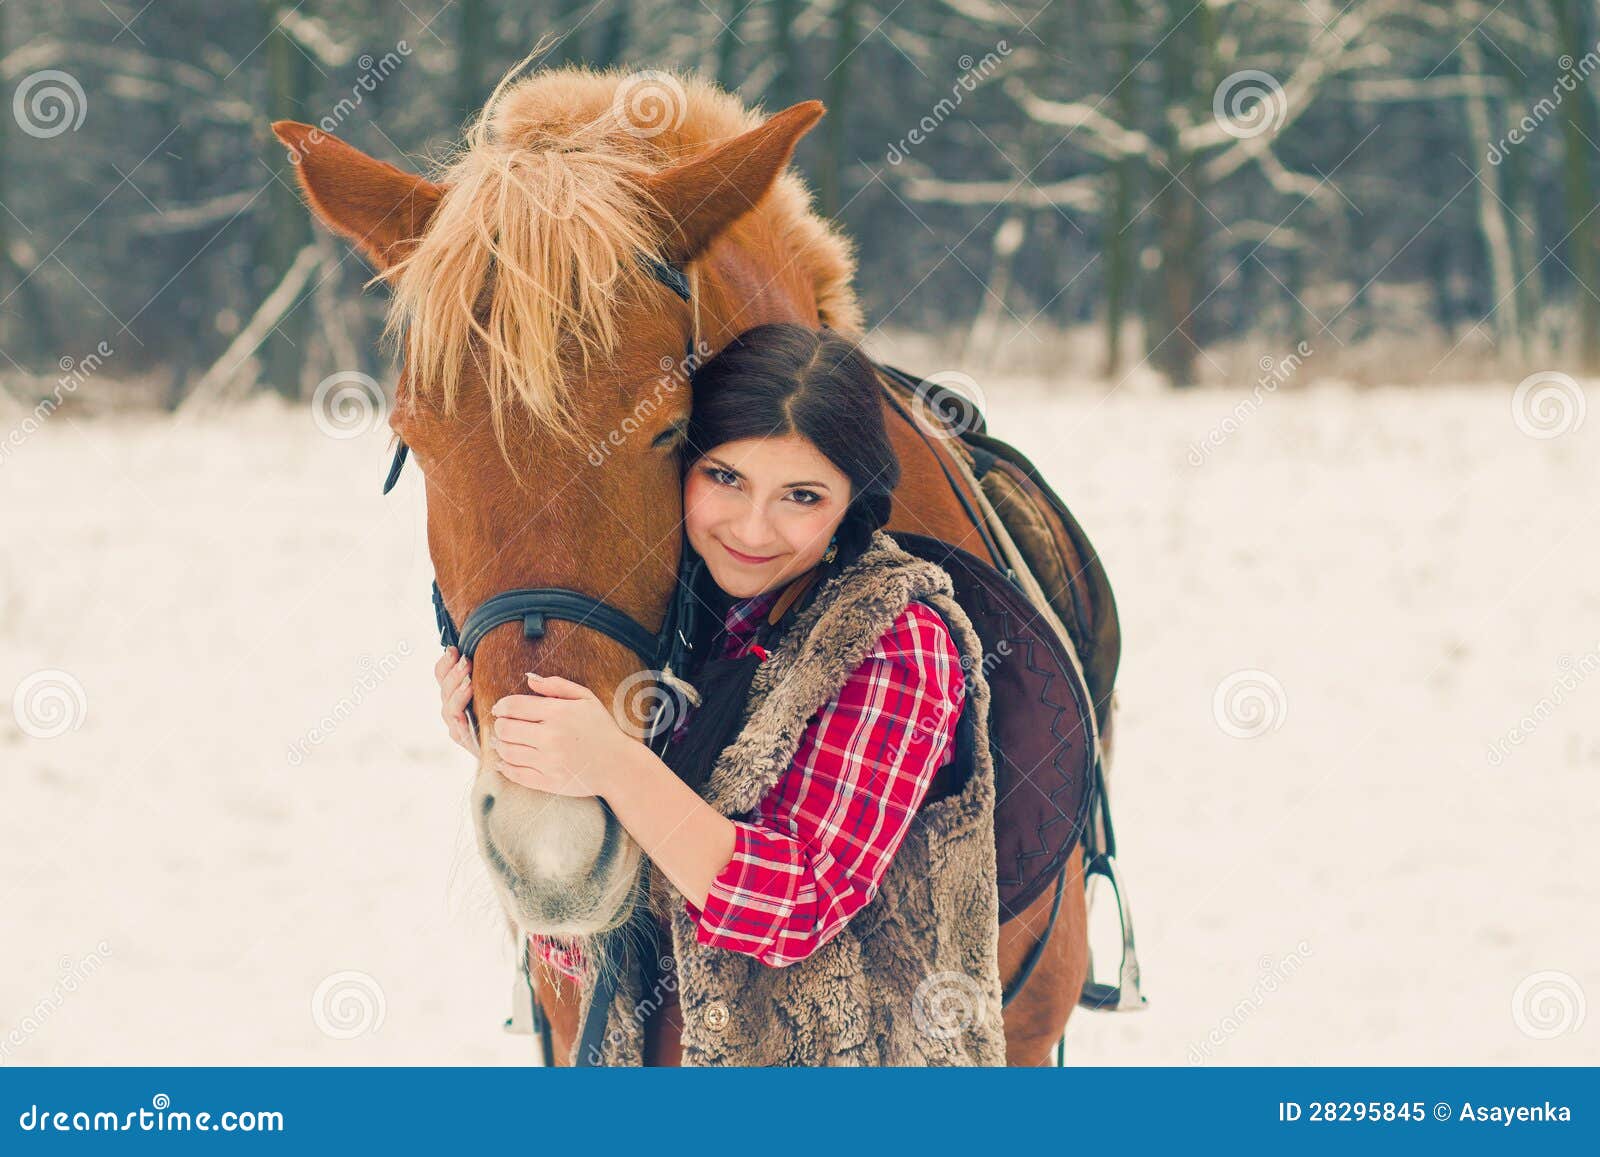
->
<box><xmin>381</xmin><ymin>253</ymin><xmax>706</xmax><ymax>754</ymax></box>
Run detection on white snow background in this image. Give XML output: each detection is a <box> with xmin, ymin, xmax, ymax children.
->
<box><xmin>2</xmin><ymin>365</ymin><xmax>1596</xmax><ymax>1065</ymax></box>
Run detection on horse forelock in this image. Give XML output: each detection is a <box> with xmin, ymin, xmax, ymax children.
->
<box><xmin>379</xmin><ymin>64</ymin><xmax>862</xmax><ymax>469</ymax></box>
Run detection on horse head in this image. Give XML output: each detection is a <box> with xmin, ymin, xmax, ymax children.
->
<box><xmin>271</xmin><ymin>66</ymin><xmax>859</xmax><ymax>942</ymax></box>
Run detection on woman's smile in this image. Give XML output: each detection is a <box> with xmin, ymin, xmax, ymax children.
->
<box><xmin>720</xmin><ymin>540</ymin><xmax>783</xmax><ymax>565</ymax></box>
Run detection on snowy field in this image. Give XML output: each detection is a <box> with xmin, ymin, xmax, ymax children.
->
<box><xmin>2</xmin><ymin>371</ymin><xmax>1596</xmax><ymax>1065</ymax></box>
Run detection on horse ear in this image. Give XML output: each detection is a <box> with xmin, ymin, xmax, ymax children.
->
<box><xmin>640</xmin><ymin>100</ymin><xmax>825</xmax><ymax>264</ymax></box>
<box><xmin>269</xmin><ymin>121</ymin><xmax>443</xmax><ymax>271</ymax></box>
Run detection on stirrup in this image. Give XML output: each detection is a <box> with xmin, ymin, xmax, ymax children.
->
<box><xmin>1078</xmin><ymin>850</ymin><xmax>1148</xmax><ymax>1012</ymax></box>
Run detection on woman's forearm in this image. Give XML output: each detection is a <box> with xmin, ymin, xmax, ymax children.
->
<box><xmin>599</xmin><ymin>742</ymin><xmax>737</xmax><ymax>911</ymax></box>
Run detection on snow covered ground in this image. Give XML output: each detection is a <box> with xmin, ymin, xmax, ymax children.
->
<box><xmin>2</xmin><ymin>371</ymin><xmax>1596</xmax><ymax>1065</ymax></box>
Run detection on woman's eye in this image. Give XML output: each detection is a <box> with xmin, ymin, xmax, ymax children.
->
<box><xmin>705</xmin><ymin>465</ymin><xmax>737</xmax><ymax>486</ymax></box>
<box><xmin>789</xmin><ymin>489</ymin><xmax>821</xmax><ymax>506</ymax></box>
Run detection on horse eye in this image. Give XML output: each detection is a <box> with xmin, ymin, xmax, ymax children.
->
<box><xmin>651</xmin><ymin>423</ymin><xmax>685</xmax><ymax>450</ymax></box>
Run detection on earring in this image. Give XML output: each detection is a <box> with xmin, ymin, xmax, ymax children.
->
<box><xmin>823</xmin><ymin>534</ymin><xmax>838</xmax><ymax>564</ymax></box>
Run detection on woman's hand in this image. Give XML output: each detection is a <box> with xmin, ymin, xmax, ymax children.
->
<box><xmin>434</xmin><ymin>646</ymin><xmax>479</xmax><ymax>759</ymax></box>
<box><xmin>487</xmin><ymin>673</ymin><xmax>633</xmax><ymax>798</ymax></box>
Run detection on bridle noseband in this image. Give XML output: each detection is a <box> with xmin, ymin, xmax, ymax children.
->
<box><xmin>382</xmin><ymin>253</ymin><xmax>705</xmax><ymax>750</ymax></box>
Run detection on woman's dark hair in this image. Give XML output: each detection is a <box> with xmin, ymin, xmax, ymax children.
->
<box><xmin>659</xmin><ymin>323</ymin><xmax>902</xmax><ymax>792</ymax></box>
<box><xmin>682</xmin><ymin>322</ymin><xmax>900</xmax><ymax>567</ymax></box>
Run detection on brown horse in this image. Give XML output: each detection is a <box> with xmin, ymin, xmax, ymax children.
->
<box><xmin>273</xmin><ymin>64</ymin><xmax>1089</xmax><ymax>1066</ymax></box>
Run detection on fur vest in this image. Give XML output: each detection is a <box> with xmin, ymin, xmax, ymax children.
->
<box><xmin>569</xmin><ymin>529</ymin><xmax>1007</xmax><ymax>1066</ymax></box>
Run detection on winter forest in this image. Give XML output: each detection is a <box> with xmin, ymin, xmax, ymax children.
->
<box><xmin>5</xmin><ymin>0</ymin><xmax>1600</xmax><ymax>406</ymax></box>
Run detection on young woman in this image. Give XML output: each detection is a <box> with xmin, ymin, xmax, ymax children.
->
<box><xmin>433</xmin><ymin>322</ymin><xmax>1007</xmax><ymax>1065</ymax></box>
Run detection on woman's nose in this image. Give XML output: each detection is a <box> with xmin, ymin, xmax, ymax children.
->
<box><xmin>733</xmin><ymin>501</ymin><xmax>774</xmax><ymax>547</ymax></box>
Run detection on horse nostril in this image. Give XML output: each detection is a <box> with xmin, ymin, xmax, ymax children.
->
<box><xmin>481</xmin><ymin>794</ymin><xmax>495</xmax><ymax>817</ymax></box>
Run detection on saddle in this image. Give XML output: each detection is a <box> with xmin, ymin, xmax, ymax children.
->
<box><xmin>892</xmin><ymin>530</ymin><xmax>1096</xmax><ymax>924</ymax></box>
<box><xmin>875</xmin><ymin>362</ymin><xmax>1120</xmax><ymax>737</ymax></box>
<box><xmin>873</xmin><ymin>361</ymin><xmax>1145</xmax><ymax>1013</ymax></box>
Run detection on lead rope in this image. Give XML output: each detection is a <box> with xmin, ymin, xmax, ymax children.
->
<box><xmin>654</xmin><ymin>666</ymin><xmax>702</xmax><ymax>712</ymax></box>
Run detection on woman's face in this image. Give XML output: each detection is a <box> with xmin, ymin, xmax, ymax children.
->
<box><xmin>684</xmin><ymin>433</ymin><xmax>854</xmax><ymax>600</ymax></box>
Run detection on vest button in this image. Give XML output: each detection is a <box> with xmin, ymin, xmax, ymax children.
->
<box><xmin>702</xmin><ymin>999</ymin><xmax>729</xmax><ymax>1031</ymax></box>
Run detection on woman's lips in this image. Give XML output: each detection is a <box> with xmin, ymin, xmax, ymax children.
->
<box><xmin>721</xmin><ymin>541</ymin><xmax>779</xmax><ymax>564</ymax></box>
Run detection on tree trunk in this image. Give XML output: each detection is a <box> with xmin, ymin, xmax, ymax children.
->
<box><xmin>963</xmin><ymin>216</ymin><xmax>1027</xmax><ymax>361</ymax></box>
<box><xmin>772</xmin><ymin>0</ymin><xmax>801</xmax><ymax>109</ymax></box>
<box><xmin>1495</xmin><ymin>62</ymin><xmax>1538</xmax><ymax>357</ymax></box>
<box><xmin>0</xmin><ymin>2</ymin><xmax>57</xmax><ymax>366</ymax></box>
<box><xmin>821</xmin><ymin>0</ymin><xmax>862</xmax><ymax>218</ymax></box>
<box><xmin>456</xmin><ymin>0</ymin><xmax>487</xmax><ymax>127</ymax></box>
<box><xmin>1104</xmin><ymin>0</ymin><xmax>1142</xmax><ymax>377</ymax></box>
<box><xmin>594</xmin><ymin>0</ymin><xmax>632</xmax><ymax>69</ymax></box>
<box><xmin>1459</xmin><ymin>36</ymin><xmax>1521</xmax><ymax>355</ymax></box>
<box><xmin>258</xmin><ymin>0</ymin><xmax>313</xmax><ymax>400</ymax></box>
<box><xmin>1553</xmin><ymin>0</ymin><xmax>1600</xmax><ymax>370</ymax></box>
<box><xmin>715</xmin><ymin>0</ymin><xmax>745</xmax><ymax>91</ymax></box>
<box><xmin>1149</xmin><ymin>0</ymin><xmax>1213</xmax><ymax>387</ymax></box>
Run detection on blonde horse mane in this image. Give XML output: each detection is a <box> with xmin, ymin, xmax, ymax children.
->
<box><xmin>379</xmin><ymin>60</ymin><xmax>862</xmax><ymax>464</ymax></box>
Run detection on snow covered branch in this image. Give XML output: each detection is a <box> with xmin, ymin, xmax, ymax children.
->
<box><xmin>1004</xmin><ymin>77</ymin><xmax>1162</xmax><ymax>163</ymax></box>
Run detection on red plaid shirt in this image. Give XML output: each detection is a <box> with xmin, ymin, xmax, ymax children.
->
<box><xmin>529</xmin><ymin>586</ymin><xmax>966</xmax><ymax>978</ymax></box>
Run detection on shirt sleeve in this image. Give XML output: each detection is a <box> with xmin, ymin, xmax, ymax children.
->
<box><xmin>683</xmin><ymin>601</ymin><xmax>967</xmax><ymax>967</ymax></box>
